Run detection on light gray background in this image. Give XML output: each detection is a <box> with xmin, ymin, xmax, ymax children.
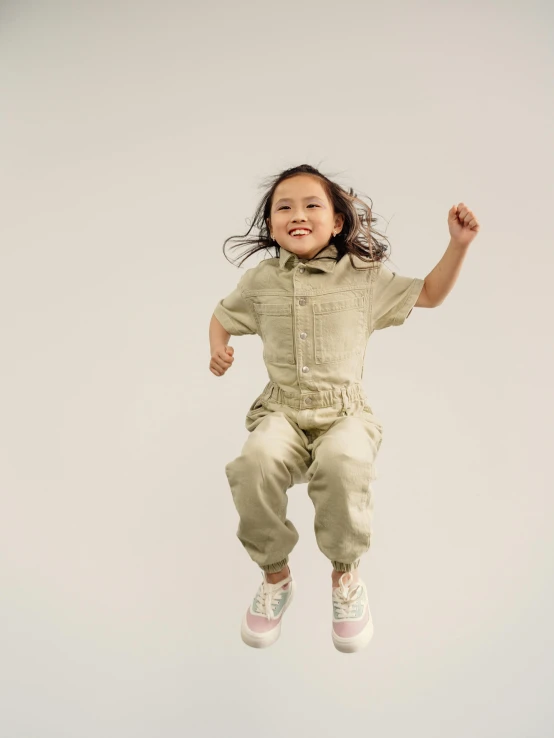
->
<box><xmin>1</xmin><ymin>1</ymin><xmax>553</xmax><ymax>736</ymax></box>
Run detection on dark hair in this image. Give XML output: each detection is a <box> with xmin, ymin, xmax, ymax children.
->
<box><xmin>222</xmin><ymin>163</ymin><xmax>393</xmax><ymax>270</ymax></box>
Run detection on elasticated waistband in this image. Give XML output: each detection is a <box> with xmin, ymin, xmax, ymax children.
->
<box><xmin>260</xmin><ymin>381</ymin><xmax>367</xmax><ymax>410</ymax></box>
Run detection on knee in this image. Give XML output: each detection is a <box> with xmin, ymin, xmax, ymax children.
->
<box><xmin>320</xmin><ymin>447</ymin><xmax>367</xmax><ymax>470</ymax></box>
<box><xmin>312</xmin><ymin>447</ymin><xmax>374</xmax><ymax>485</ymax></box>
<box><xmin>225</xmin><ymin>439</ymin><xmax>279</xmax><ymax>479</ymax></box>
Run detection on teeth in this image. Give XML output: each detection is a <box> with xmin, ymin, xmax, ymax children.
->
<box><xmin>290</xmin><ymin>230</ymin><xmax>310</xmax><ymax>236</ymax></box>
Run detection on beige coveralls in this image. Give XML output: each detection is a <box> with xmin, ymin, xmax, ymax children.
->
<box><xmin>214</xmin><ymin>243</ymin><xmax>425</xmax><ymax>573</ymax></box>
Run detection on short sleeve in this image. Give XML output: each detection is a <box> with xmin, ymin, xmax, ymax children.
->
<box><xmin>371</xmin><ymin>262</ymin><xmax>425</xmax><ymax>331</ymax></box>
<box><xmin>213</xmin><ymin>272</ymin><xmax>258</xmax><ymax>336</ymax></box>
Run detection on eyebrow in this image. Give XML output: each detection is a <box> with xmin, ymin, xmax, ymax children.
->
<box><xmin>274</xmin><ymin>195</ymin><xmax>325</xmax><ymax>205</ymax></box>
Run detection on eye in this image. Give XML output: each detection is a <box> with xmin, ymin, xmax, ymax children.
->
<box><xmin>277</xmin><ymin>204</ymin><xmax>319</xmax><ymax>210</ymax></box>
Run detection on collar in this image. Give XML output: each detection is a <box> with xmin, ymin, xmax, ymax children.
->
<box><xmin>278</xmin><ymin>243</ymin><xmax>339</xmax><ymax>273</ymax></box>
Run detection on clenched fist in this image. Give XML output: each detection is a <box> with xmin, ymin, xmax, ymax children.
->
<box><xmin>210</xmin><ymin>345</ymin><xmax>234</xmax><ymax>376</ymax></box>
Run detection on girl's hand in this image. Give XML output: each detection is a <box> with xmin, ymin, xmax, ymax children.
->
<box><xmin>210</xmin><ymin>345</ymin><xmax>234</xmax><ymax>377</ymax></box>
<box><xmin>448</xmin><ymin>202</ymin><xmax>480</xmax><ymax>248</ymax></box>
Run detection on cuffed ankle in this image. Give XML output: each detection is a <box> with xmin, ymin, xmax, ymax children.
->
<box><xmin>332</xmin><ymin>558</ymin><xmax>360</xmax><ymax>572</ymax></box>
<box><xmin>261</xmin><ymin>556</ymin><xmax>289</xmax><ymax>574</ymax></box>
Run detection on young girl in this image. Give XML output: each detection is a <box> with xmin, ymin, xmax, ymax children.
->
<box><xmin>209</xmin><ymin>164</ymin><xmax>480</xmax><ymax>653</ymax></box>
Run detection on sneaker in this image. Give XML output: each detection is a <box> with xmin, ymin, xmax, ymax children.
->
<box><xmin>240</xmin><ymin>569</ymin><xmax>296</xmax><ymax>649</ymax></box>
<box><xmin>331</xmin><ymin>572</ymin><xmax>374</xmax><ymax>653</ymax></box>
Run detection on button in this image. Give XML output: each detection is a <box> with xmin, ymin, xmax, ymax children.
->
<box><xmin>298</xmin><ymin>298</ymin><xmax>306</xmax><ymax>306</ymax></box>
<box><xmin>298</xmin><ymin>266</ymin><xmax>305</xmax><ymax>273</ymax></box>
<box><xmin>300</xmin><ymin>332</ymin><xmax>307</xmax><ymax>340</ymax></box>
<box><xmin>304</xmin><ymin>396</ymin><xmax>313</xmax><ymax>405</ymax></box>
<box><xmin>302</xmin><ymin>366</ymin><xmax>310</xmax><ymax>373</ymax></box>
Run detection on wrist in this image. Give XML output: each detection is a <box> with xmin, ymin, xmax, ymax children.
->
<box><xmin>210</xmin><ymin>341</ymin><xmax>228</xmax><ymax>354</ymax></box>
<box><xmin>449</xmin><ymin>237</ymin><xmax>470</xmax><ymax>250</ymax></box>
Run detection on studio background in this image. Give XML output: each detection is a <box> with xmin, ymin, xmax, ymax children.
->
<box><xmin>1</xmin><ymin>1</ymin><xmax>553</xmax><ymax>736</ymax></box>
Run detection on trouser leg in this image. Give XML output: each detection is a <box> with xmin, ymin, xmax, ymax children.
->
<box><xmin>306</xmin><ymin>414</ymin><xmax>382</xmax><ymax>572</ymax></box>
<box><xmin>225</xmin><ymin>412</ymin><xmax>311</xmax><ymax>573</ymax></box>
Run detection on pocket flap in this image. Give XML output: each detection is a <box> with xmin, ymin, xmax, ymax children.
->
<box><xmin>313</xmin><ymin>295</ymin><xmax>366</xmax><ymax>314</ymax></box>
<box><xmin>254</xmin><ymin>302</ymin><xmax>292</xmax><ymax>315</ymax></box>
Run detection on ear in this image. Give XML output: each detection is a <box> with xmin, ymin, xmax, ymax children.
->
<box><xmin>335</xmin><ymin>213</ymin><xmax>345</xmax><ymax>230</ymax></box>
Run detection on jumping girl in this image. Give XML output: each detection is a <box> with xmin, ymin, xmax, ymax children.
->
<box><xmin>209</xmin><ymin>164</ymin><xmax>480</xmax><ymax>653</ymax></box>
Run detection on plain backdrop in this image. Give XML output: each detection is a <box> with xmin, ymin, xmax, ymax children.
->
<box><xmin>1</xmin><ymin>1</ymin><xmax>553</xmax><ymax>736</ymax></box>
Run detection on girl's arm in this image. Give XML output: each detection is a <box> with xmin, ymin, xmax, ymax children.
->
<box><xmin>209</xmin><ymin>313</ymin><xmax>231</xmax><ymax>354</ymax></box>
<box><xmin>423</xmin><ymin>203</ymin><xmax>480</xmax><ymax>306</ymax></box>
<box><xmin>209</xmin><ymin>314</ymin><xmax>234</xmax><ymax>377</ymax></box>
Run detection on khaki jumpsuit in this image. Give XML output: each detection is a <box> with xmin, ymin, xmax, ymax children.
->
<box><xmin>214</xmin><ymin>243</ymin><xmax>425</xmax><ymax>573</ymax></box>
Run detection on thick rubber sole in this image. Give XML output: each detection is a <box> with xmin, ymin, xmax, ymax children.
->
<box><xmin>332</xmin><ymin>616</ymin><xmax>374</xmax><ymax>653</ymax></box>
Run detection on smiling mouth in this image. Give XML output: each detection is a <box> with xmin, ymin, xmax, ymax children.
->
<box><xmin>289</xmin><ymin>230</ymin><xmax>312</xmax><ymax>238</ymax></box>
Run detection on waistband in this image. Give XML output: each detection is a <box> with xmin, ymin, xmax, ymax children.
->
<box><xmin>259</xmin><ymin>381</ymin><xmax>367</xmax><ymax>411</ymax></box>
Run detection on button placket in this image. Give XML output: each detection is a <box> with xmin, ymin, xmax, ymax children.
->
<box><xmin>295</xmin><ymin>279</ymin><xmax>311</xmax><ymax>386</ymax></box>
<box><xmin>294</xmin><ymin>264</ymin><xmax>315</xmax><ymax>396</ymax></box>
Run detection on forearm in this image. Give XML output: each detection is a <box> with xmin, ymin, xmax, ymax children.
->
<box><xmin>424</xmin><ymin>238</ymin><xmax>470</xmax><ymax>306</ymax></box>
<box><xmin>210</xmin><ymin>313</ymin><xmax>231</xmax><ymax>353</ymax></box>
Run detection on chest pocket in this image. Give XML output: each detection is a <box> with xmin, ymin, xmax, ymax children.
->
<box><xmin>254</xmin><ymin>302</ymin><xmax>296</xmax><ymax>365</ymax></box>
<box><xmin>313</xmin><ymin>295</ymin><xmax>367</xmax><ymax>364</ymax></box>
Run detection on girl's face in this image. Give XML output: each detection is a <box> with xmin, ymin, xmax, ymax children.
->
<box><xmin>267</xmin><ymin>175</ymin><xmax>344</xmax><ymax>261</ymax></box>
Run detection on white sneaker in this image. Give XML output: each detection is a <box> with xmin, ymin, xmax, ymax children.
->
<box><xmin>241</xmin><ymin>570</ymin><xmax>296</xmax><ymax>649</ymax></box>
<box><xmin>332</xmin><ymin>572</ymin><xmax>374</xmax><ymax>653</ymax></box>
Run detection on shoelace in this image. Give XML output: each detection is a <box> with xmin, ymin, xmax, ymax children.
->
<box><xmin>254</xmin><ymin>575</ymin><xmax>292</xmax><ymax>620</ymax></box>
<box><xmin>333</xmin><ymin>576</ymin><xmax>363</xmax><ymax>620</ymax></box>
